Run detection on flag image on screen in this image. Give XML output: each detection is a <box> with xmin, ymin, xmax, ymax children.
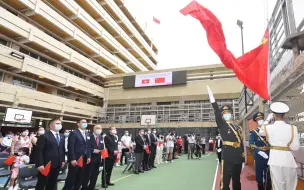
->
<box><xmin>135</xmin><ymin>72</ymin><xmax>173</xmax><ymax>87</ymax></box>
<box><xmin>155</xmin><ymin>77</ymin><xmax>165</xmax><ymax>83</ymax></box>
<box><xmin>142</xmin><ymin>79</ymin><xmax>150</xmax><ymax>84</ymax></box>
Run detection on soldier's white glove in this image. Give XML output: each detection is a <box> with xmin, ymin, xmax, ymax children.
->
<box><xmin>264</xmin><ymin>113</ymin><xmax>274</xmax><ymax>125</ymax></box>
<box><xmin>207</xmin><ymin>85</ymin><xmax>215</xmax><ymax>103</ymax></box>
<box><xmin>258</xmin><ymin>151</ymin><xmax>269</xmax><ymax>159</ymax></box>
<box><xmin>242</xmin><ymin>163</ymin><xmax>245</xmax><ymax>171</ymax></box>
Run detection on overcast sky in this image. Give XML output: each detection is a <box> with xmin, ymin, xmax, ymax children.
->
<box><xmin>123</xmin><ymin>0</ymin><xmax>279</xmax><ymax>69</ymax></box>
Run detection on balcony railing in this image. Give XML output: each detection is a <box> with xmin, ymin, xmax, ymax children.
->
<box><xmin>99</xmin><ymin>101</ymin><xmax>239</xmax><ymax>124</ymax></box>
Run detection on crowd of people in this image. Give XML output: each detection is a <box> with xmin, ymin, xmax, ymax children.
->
<box><xmin>0</xmin><ymin>119</ymin><xmax>221</xmax><ymax>190</ymax></box>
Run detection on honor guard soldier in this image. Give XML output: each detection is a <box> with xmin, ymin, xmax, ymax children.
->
<box><xmin>207</xmin><ymin>86</ymin><xmax>244</xmax><ymax>190</ymax></box>
<box><xmin>249</xmin><ymin>112</ymin><xmax>271</xmax><ymax>190</ymax></box>
<box><xmin>259</xmin><ymin>102</ymin><xmax>300</xmax><ymax>190</ymax></box>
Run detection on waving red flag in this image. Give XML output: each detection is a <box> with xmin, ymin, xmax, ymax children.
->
<box><xmin>77</xmin><ymin>156</ymin><xmax>83</xmax><ymax>168</ymax></box>
<box><xmin>4</xmin><ymin>155</ymin><xmax>16</xmax><ymax>165</ymax></box>
<box><xmin>41</xmin><ymin>161</ymin><xmax>51</xmax><ymax>176</ymax></box>
<box><xmin>101</xmin><ymin>149</ymin><xmax>109</xmax><ymax>159</ymax></box>
<box><xmin>180</xmin><ymin>1</ymin><xmax>270</xmax><ymax>100</ymax></box>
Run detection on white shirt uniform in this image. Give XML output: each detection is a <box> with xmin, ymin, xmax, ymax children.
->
<box><xmin>265</xmin><ymin>121</ymin><xmax>300</xmax><ymax>168</ymax></box>
<box><xmin>262</xmin><ymin>120</ymin><xmax>300</xmax><ymax>190</ymax></box>
<box><xmin>121</xmin><ymin>135</ymin><xmax>131</xmax><ymax>148</ymax></box>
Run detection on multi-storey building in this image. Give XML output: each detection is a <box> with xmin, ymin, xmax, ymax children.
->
<box><xmin>0</xmin><ymin>0</ymin><xmax>157</xmax><ymax>128</ymax></box>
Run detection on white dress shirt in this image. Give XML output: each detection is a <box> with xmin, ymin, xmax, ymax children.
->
<box><xmin>266</xmin><ymin>121</ymin><xmax>300</xmax><ymax>168</ymax></box>
<box><xmin>79</xmin><ymin>129</ymin><xmax>86</xmax><ymax>140</ymax></box>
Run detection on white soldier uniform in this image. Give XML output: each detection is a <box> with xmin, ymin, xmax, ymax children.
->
<box><xmin>260</xmin><ymin>102</ymin><xmax>300</xmax><ymax>190</ymax></box>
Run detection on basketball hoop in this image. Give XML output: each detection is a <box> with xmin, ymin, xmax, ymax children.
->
<box><xmin>140</xmin><ymin>115</ymin><xmax>156</xmax><ymax>126</ymax></box>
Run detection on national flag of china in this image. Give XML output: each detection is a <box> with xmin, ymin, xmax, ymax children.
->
<box><xmin>41</xmin><ymin>161</ymin><xmax>51</xmax><ymax>176</ymax></box>
<box><xmin>142</xmin><ymin>79</ymin><xmax>150</xmax><ymax>84</ymax></box>
<box><xmin>155</xmin><ymin>77</ymin><xmax>165</xmax><ymax>83</ymax></box>
<box><xmin>145</xmin><ymin>146</ymin><xmax>150</xmax><ymax>154</ymax></box>
<box><xmin>153</xmin><ymin>16</ymin><xmax>160</xmax><ymax>24</ymax></box>
<box><xmin>101</xmin><ymin>149</ymin><xmax>109</xmax><ymax>159</ymax></box>
<box><xmin>180</xmin><ymin>1</ymin><xmax>270</xmax><ymax>100</ymax></box>
<box><xmin>77</xmin><ymin>156</ymin><xmax>83</xmax><ymax>168</ymax></box>
<box><xmin>4</xmin><ymin>155</ymin><xmax>16</xmax><ymax>165</ymax></box>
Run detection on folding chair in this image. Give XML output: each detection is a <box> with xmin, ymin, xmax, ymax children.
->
<box><xmin>18</xmin><ymin>164</ymin><xmax>38</xmax><ymax>190</ymax></box>
<box><xmin>57</xmin><ymin>163</ymin><xmax>67</xmax><ymax>182</ymax></box>
<box><xmin>0</xmin><ymin>152</ymin><xmax>9</xmax><ymax>158</ymax></box>
<box><xmin>0</xmin><ymin>157</ymin><xmax>11</xmax><ymax>188</ymax></box>
<box><xmin>122</xmin><ymin>152</ymin><xmax>135</xmax><ymax>173</ymax></box>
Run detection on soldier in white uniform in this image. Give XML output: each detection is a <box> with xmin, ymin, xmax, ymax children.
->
<box><xmin>260</xmin><ymin>102</ymin><xmax>300</xmax><ymax>190</ymax></box>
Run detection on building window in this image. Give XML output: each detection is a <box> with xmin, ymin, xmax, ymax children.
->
<box><xmin>57</xmin><ymin>90</ymin><xmax>71</xmax><ymax>99</ymax></box>
<box><xmin>87</xmin><ymin>101</ymin><xmax>97</xmax><ymax>106</ymax></box>
<box><xmin>0</xmin><ymin>38</ymin><xmax>8</xmax><ymax>46</ymax></box>
<box><xmin>62</xmin><ymin>67</ymin><xmax>85</xmax><ymax>79</ymax></box>
<box><xmin>12</xmin><ymin>76</ymin><xmax>36</xmax><ymax>89</ymax></box>
<box><xmin>0</xmin><ymin>72</ymin><xmax>3</xmax><ymax>82</ymax></box>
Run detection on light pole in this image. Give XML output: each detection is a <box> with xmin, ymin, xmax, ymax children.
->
<box><xmin>237</xmin><ymin>20</ymin><xmax>248</xmax><ymax>113</ymax></box>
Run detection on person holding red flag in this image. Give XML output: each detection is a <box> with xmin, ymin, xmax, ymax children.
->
<box><xmin>102</xmin><ymin>126</ymin><xmax>118</xmax><ymax>188</ymax></box>
<box><xmin>63</xmin><ymin>119</ymin><xmax>91</xmax><ymax>190</ymax></box>
<box><xmin>82</xmin><ymin>124</ymin><xmax>105</xmax><ymax>190</ymax></box>
<box><xmin>35</xmin><ymin>118</ymin><xmax>65</xmax><ymax>190</ymax></box>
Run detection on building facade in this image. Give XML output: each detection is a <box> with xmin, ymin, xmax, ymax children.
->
<box><xmin>0</xmin><ymin>0</ymin><xmax>157</xmax><ymax>128</ymax></box>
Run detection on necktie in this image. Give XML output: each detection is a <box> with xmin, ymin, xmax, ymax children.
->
<box><xmin>96</xmin><ymin>136</ymin><xmax>99</xmax><ymax>146</ymax></box>
<box><xmin>56</xmin><ymin>134</ymin><xmax>60</xmax><ymax>145</ymax></box>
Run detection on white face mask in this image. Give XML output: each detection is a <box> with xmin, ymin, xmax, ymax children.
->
<box><xmin>22</xmin><ymin>131</ymin><xmax>29</xmax><ymax>136</ymax></box>
<box><xmin>257</xmin><ymin>120</ymin><xmax>264</xmax><ymax>126</ymax></box>
<box><xmin>125</xmin><ymin>133</ymin><xmax>129</xmax><ymax>136</ymax></box>
<box><xmin>18</xmin><ymin>152</ymin><xmax>23</xmax><ymax>156</ymax></box>
<box><xmin>55</xmin><ymin>124</ymin><xmax>62</xmax><ymax>131</ymax></box>
<box><xmin>223</xmin><ymin>113</ymin><xmax>232</xmax><ymax>121</ymax></box>
<box><xmin>111</xmin><ymin>129</ymin><xmax>117</xmax><ymax>134</ymax></box>
<box><xmin>153</xmin><ymin>131</ymin><xmax>156</xmax><ymax>134</ymax></box>
<box><xmin>140</xmin><ymin>131</ymin><xmax>144</xmax><ymax>135</ymax></box>
<box><xmin>147</xmin><ymin>131</ymin><xmax>151</xmax><ymax>134</ymax></box>
<box><xmin>38</xmin><ymin>130</ymin><xmax>45</xmax><ymax>135</ymax></box>
<box><xmin>95</xmin><ymin>129</ymin><xmax>102</xmax><ymax>135</ymax></box>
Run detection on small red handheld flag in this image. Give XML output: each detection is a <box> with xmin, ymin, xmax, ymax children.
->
<box><xmin>145</xmin><ymin>146</ymin><xmax>150</xmax><ymax>154</ymax></box>
<box><xmin>128</xmin><ymin>147</ymin><xmax>132</xmax><ymax>153</ymax></box>
<box><xmin>4</xmin><ymin>155</ymin><xmax>16</xmax><ymax>165</ymax></box>
<box><xmin>101</xmin><ymin>149</ymin><xmax>109</xmax><ymax>159</ymax></box>
<box><xmin>41</xmin><ymin>161</ymin><xmax>51</xmax><ymax>176</ymax></box>
<box><xmin>77</xmin><ymin>156</ymin><xmax>83</xmax><ymax>168</ymax></box>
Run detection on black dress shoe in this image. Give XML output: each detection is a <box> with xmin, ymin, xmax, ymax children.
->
<box><xmin>107</xmin><ymin>183</ymin><xmax>115</xmax><ymax>186</ymax></box>
<box><xmin>139</xmin><ymin>170</ymin><xmax>144</xmax><ymax>173</ymax></box>
<box><xmin>152</xmin><ymin>166</ymin><xmax>157</xmax><ymax>168</ymax></box>
<box><xmin>101</xmin><ymin>184</ymin><xmax>108</xmax><ymax>188</ymax></box>
<box><xmin>134</xmin><ymin>171</ymin><xmax>139</xmax><ymax>174</ymax></box>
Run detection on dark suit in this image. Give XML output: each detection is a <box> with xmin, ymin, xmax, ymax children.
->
<box><xmin>102</xmin><ymin>134</ymin><xmax>118</xmax><ymax>185</ymax></box>
<box><xmin>35</xmin><ymin>130</ymin><xmax>65</xmax><ymax>190</ymax></box>
<box><xmin>142</xmin><ymin>134</ymin><xmax>150</xmax><ymax>170</ymax></box>
<box><xmin>134</xmin><ymin>135</ymin><xmax>145</xmax><ymax>172</ymax></box>
<box><xmin>215</xmin><ymin>139</ymin><xmax>223</xmax><ymax>163</ymax></box>
<box><xmin>63</xmin><ymin>129</ymin><xmax>91</xmax><ymax>190</ymax></box>
<box><xmin>82</xmin><ymin>133</ymin><xmax>105</xmax><ymax>190</ymax></box>
<box><xmin>149</xmin><ymin>133</ymin><xmax>157</xmax><ymax>167</ymax></box>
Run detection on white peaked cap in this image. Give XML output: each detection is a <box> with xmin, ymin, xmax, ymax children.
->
<box><xmin>270</xmin><ymin>102</ymin><xmax>289</xmax><ymax>113</ymax></box>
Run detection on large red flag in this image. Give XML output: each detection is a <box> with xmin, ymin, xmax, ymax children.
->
<box><xmin>41</xmin><ymin>161</ymin><xmax>51</xmax><ymax>176</ymax></box>
<box><xmin>180</xmin><ymin>1</ymin><xmax>270</xmax><ymax>100</ymax></box>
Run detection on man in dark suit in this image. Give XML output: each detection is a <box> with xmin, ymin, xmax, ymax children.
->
<box><xmin>63</xmin><ymin>119</ymin><xmax>91</xmax><ymax>190</ymax></box>
<box><xmin>35</xmin><ymin>118</ymin><xmax>65</xmax><ymax>190</ymax></box>
<box><xmin>149</xmin><ymin>128</ymin><xmax>158</xmax><ymax>168</ymax></box>
<box><xmin>134</xmin><ymin>128</ymin><xmax>145</xmax><ymax>174</ymax></box>
<box><xmin>142</xmin><ymin>129</ymin><xmax>151</xmax><ymax>171</ymax></box>
<box><xmin>102</xmin><ymin>126</ymin><xmax>118</xmax><ymax>188</ymax></box>
<box><xmin>82</xmin><ymin>125</ymin><xmax>105</xmax><ymax>190</ymax></box>
<box><xmin>215</xmin><ymin>135</ymin><xmax>223</xmax><ymax>163</ymax></box>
